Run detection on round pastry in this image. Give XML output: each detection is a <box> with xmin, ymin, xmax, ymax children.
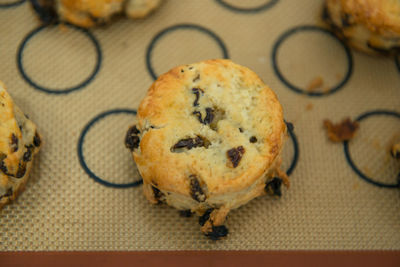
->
<box><xmin>323</xmin><ymin>0</ymin><xmax>400</xmax><ymax>55</ymax></box>
<box><xmin>31</xmin><ymin>0</ymin><xmax>162</xmax><ymax>28</ymax></box>
<box><xmin>125</xmin><ymin>59</ymin><xmax>289</xmax><ymax>239</ymax></box>
<box><xmin>0</xmin><ymin>81</ymin><xmax>42</xmax><ymax>209</ymax></box>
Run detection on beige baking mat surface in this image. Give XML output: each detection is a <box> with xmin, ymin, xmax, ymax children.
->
<box><xmin>0</xmin><ymin>0</ymin><xmax>399</xmax><ymax>251</ymax></box>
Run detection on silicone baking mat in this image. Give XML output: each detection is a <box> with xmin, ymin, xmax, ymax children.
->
<box><xmin>0</xmin><ymin>0</ymin><xmax>399</xmax><ymax>251</ymax></box>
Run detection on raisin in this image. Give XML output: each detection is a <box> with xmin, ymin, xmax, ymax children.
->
<box><xmin>152</xmin><ymin>186</ymin><xmax>164</xmax><ymax>203</ymax></box>
<box><xmin>31</xmin><ymin>0</ymin><xmax>59</xmax><ymax>24</ymax></box>
<box><xmin>227</xmin><ymin>146</ymin><xmax>245</xmax><ymax>168</ymax></box>
<box><xmin>192</xmin><ymin>111</ymin><xmax>204</xmax><ymax>123</ymax></box>
<box><xmin>192</xmin><ymin>88</ymin><xmax>203</xmax><ymax>107</ymax></box>
<box><xmin>249</xmin><ymin>136</ymin><xmax>257</xmax><ymax>143</ymax></box>
<box><xmin>391</xmin><ymin>144</ymin><xmax>400</xmax><ymax>159</ymax></box>
<box><xmin>10</xmin><ymin>134</ymin><xmax>18</xmax><ymax>152</ymax></box>
<box><xmin>15</xmin><ymin>162</ymin><xmax>27</xmax><ymax>178</ymax></box>
<box><xmin>265</xmin><ymin>177</ymin><xmax>283</xmax><ymax>197</ymax></box>
<box><xmin>23</xmin><ymin>146</ymin><xmax>33</xmax><ymax>162</ymax></box>
<box><xmin>205</xmin><ymin>225</ymin><xmax>229</xmax><ymax>240</ymax></box>
<box><xmin>179</xmin><ymin>210</ymin><xmax>192</xmax><ymax>218</ymax></box>
<box><xmin>0</xmin><ymin>153</ymin><xmax>8</xmax><ymax>174</ymax></box>
<box><xmin>171</xmin><ymin>136</ymin><xmax>209</xmax><ymax>151</ymax></box>
<box><xmin>203</xmin><ymin>108</ymin><xmax>214</xmax><ymax>125</ymax></box>
<box><xmin>125</xmin><ymin>125</ymin><xmax>140</xmax><ymax>151</ymax></box>
<box><xmin>189</xmin><ymin>175</ymin><xmax>206</xmax><ymax>202</ymax></box>
<box><xmin>239</xmin><ymin>128</ymin><xmax>244</xmax><ymax>133</ymax></box>
<box><xmin>33</xmin><ymin>132</ymin><xmax>41</xmax><ymax>147</ymax></box>
<box><xmin>199</xmin><ymin>209</ymin><xmax>213</xmax><ymax>226</ymax></box>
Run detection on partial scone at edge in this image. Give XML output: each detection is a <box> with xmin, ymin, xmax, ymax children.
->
<box><xmin>126</xmin><ymin>59</ymin><xmax>289</xmax><ymax>238</ymax></box>
<box><xmin>0</xmin><ymin>81</ymin><xmax>42</xmax><ymax>209</ymax></box>
<box><xmin>323</xmin><ymin>0</ymin><xmax>400</xmax><ymax>55</ymax></box>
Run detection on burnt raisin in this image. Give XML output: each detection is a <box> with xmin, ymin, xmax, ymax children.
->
<box><xmin>152</xmin><ymin>186</ymin><xmax>164</xmax><ymax>203</ymax></box>
<box><xmin>179</xmin><ymin>210</ymin><xmax>192</xmax><ymax>217</ymax></box>
<box><xmin>249</xmin><ymin>136</ymin><xmax>257</xmax><ymax>143</ymax></box>
<box><xmin>125</xmin><ymin>125</ymin><xmax>140</xmax><ymax>151</ymax></box>
<box><xmin>10</xmin><ymin>134</ymin><xmax>18</xmax><ymax>152</ymax></box>
<box><xmin>265</xmin><ymin>177</ymin><xmax>283</xmax><ymax>197</ymax></box>
<box><xmin>203</xmin><ymin>108</ymin><xmax>214</xmax><ymax>125</ymax></box>
<box><xmin>227</xmin><ymin>146</ymin><xmax>245</xmax><ymax>168</ymax></box>
<box><xmin>23</xmin><ymin>146</ymin><xmax>33</xmax><ymax>162</ymax></box>
<box><xmin>199</xmin><ymin>209</ymin><xmax>213</xmax><ymax>226</ymax></box>
<box><xmin>15</xmin><ymin>162</ymin><xmax>27</xmax><ymax>178</ymax></box>
<box><xmin>189</xmin><ymin>175</ymin><xmax>206</xmax><ymax>202</ymax></box>
<box><xmin>192</xmin><ymin>88</ymin><xmax>203</xmax><ymax>107</ymax></box>
<box><xmin>205</xmin><ymin>225</ymin><xmax>228</xmax><ymax>240</ymax></box>
<box><xmin>33</xmin><ymin>132</ymin><xmax>41</xmax><ymax>147</ymax></box>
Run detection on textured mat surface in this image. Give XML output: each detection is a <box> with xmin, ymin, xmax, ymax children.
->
<box><xmin>0</xmin><ymin>0</ymin><xmax>399</xmax><ymax>250</ymax></box>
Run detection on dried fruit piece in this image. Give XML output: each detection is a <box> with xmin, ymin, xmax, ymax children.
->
<box><xmin>125</xmin><ymin>125</ymin><xmax>140</xmax><ymax>150</ymax></box>
<box><xmin>265</xmin><ymin>177</ymin><xmax>283</xmax><ymax>197</ymax></box>
<box><xmin>249</xmin><ymin>136</ymin><xmax>257</xmax><ymax>143</ymax></box>
<box><xmin>171</xmin><ymin>136</ymin><xmax>210</xmax><ymax>151</ymax></box>
<box><xmin>205</xmin><ymin>225</ymin><xmax>228</xmax><ymax>240</ymax></box>
<box><xmin>226</xmin><ymin>146</ymin><xmax>245</xmax><ymax>168</ymax></box>
<box><xmin>199</xmin><ymin>209</ymin><xmax>213</xmax><ymax>226</ymax></box>
<box><xmin>10</xmin><ymin>134</ymin><xmax>18</xmax><ymax>153</ymax></box>
<box><xmin>192</xmin><ymin>88</ymin><xmax>203</xmax><ymax>107</ymax></box>
<box><xmin>189</xmin><ymin>175</ymin><xmax>206</xmax><ymax>202</ymax></box>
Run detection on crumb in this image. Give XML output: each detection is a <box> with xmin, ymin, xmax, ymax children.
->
<box><xmin>305</xmin><ymin>103</ymin><xmax>313</xmax><ymax>111</ymax></box>
<box><xmin>336</xmin><ymin>73</ymin><xmax>343</xmax><ymax>81</ymax></box>
<box><xmin>323</xmin><ymin>118</ymin><xmax>359</xmax><ymax>142</ymax></box>
<box><xmin>391</xmin><ymin>143</ymin><xmax>400</xmax><ymax>159</ymax></box>
<box><xmin>307</xmin><ymin>76</ymin><xmax>323</xmax><ymax>91</ymax></box>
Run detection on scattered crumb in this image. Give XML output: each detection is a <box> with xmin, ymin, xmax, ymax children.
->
<box><xmin>305</xmin><ymin>103</ymin><xmax>313</xmax><ymax>111</ymax></box>
<box><xmin>391</xmin><ymin>143</ymin><xmax>400</xmax><ymax>159</ymax></box>
<box><xmin>323</xmin><ymin>118</ymin><xmax>359</xmax><ymax>142</ymax></box>
<box><xmin>307</xmin><ymin>76</ymin><xmax>324</xmax><ymax>91</ymax></box>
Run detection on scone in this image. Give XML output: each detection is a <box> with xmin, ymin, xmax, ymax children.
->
<box><xmin>125</xmin><ymin>59</ymin><xmax>289</xmax><ymax>239</ymax></box>
<box><xmin>31</xmin><ymin>0</ymin><xmax>162</xmax><ymax>28</ymax></box>
<box><xmin>323</xmin><ymin>0</ymin><xmax>400</xmax><ymax>55</ymax></box>
<box><xmin>0</xmin><ymin>81</ymin><xmax>42</xmax><ymax>209</ymax></box>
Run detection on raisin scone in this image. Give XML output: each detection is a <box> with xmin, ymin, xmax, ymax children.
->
<box><xmin>125</xmin><ymin>59</ymin><xmax>289</xmax><ymax>239</ymax></box>
<box><xmin>323</xmin><ymin>0</ymin><xmax>400</xmax><ymax>55</ymax></box>
<box><xmin>0</xmin><ymin>81</ymin><xmax>42</xmax><ymax>209</ymax></box>
<box><xmin>31</xmin><ymin>0</ymin><xmax>162</xmax><ymax>28</ymax></box>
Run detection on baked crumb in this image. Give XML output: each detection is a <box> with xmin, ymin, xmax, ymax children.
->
<box><xmin>307</xmin><ymin>76</ymin><xmax>324</xmax><ymax>91</ymax></box>
<box><xmin>323</xmin><ymin>118</ymin><xmax>359</xmax><ymax>142</ymax></box>
<box><xmin>391</xmin><ymin>143</ymin><xmax>400</xmax><ymax>159</ymax></box>
<box><xmin>305</xmin><ymin>103</ymin><xmax>313</xmax><ymax>111</ymax></box>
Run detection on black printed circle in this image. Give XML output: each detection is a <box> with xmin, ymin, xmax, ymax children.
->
<box><xmin>272</xmin><ymin>25</ymin><xmax>353</xmax><ymax>97</ymax></box>
<box><xmin>17</xmin><ymin>23</ymin><xmax>102</xmax><ymax>94</ymax></box>
<box><xmin>77</xmin><ymin>109</ymin><xmax>143</xmax><ymax>188</ymax></box>
<box><xmin>215</xmin><ymin>0</ymin><xmax>278</xmax><ymax>13</ymax></box>
<box><xmin>395</xmin><ymin>55</ymin><xmax>400</xmax><ymax>73</ymax></box>
<box><xmin>146</xmin><ymin>24</ymin><xmax>229</xmax><ymax>80</ymax></box>
<box><xmin>285</xmin><ymin>121</ymin><xmax>299</xmax><ymax>176</ymax></box>
<box><xmin>343</xmin><ymin>110</ymin><xmax>400</xmax><ymax>188</ymax></box>
<box><xmin>0</xmin><ymin>0</ymin><xmax>25</xmax><ymax>8</ymax></box>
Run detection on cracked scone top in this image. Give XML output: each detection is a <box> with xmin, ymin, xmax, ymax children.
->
<box><xmin>323</xmin><ymin>0</ymin><xmax>400</xmax><ymax>54</ymax></box>
<box><xmin>32</xmin><ymin>0</ymin><xmax>162</xmax><ymax>27</ymax></box>
<box><xmin>0</xmin><ymin>81</ymin><xmax>41</xmax><ymax>209</ymax></box>
<box><xmin>126</xmin><ymin>59</ymin><xmax>288</xmax><ymax>239</ymax></box>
